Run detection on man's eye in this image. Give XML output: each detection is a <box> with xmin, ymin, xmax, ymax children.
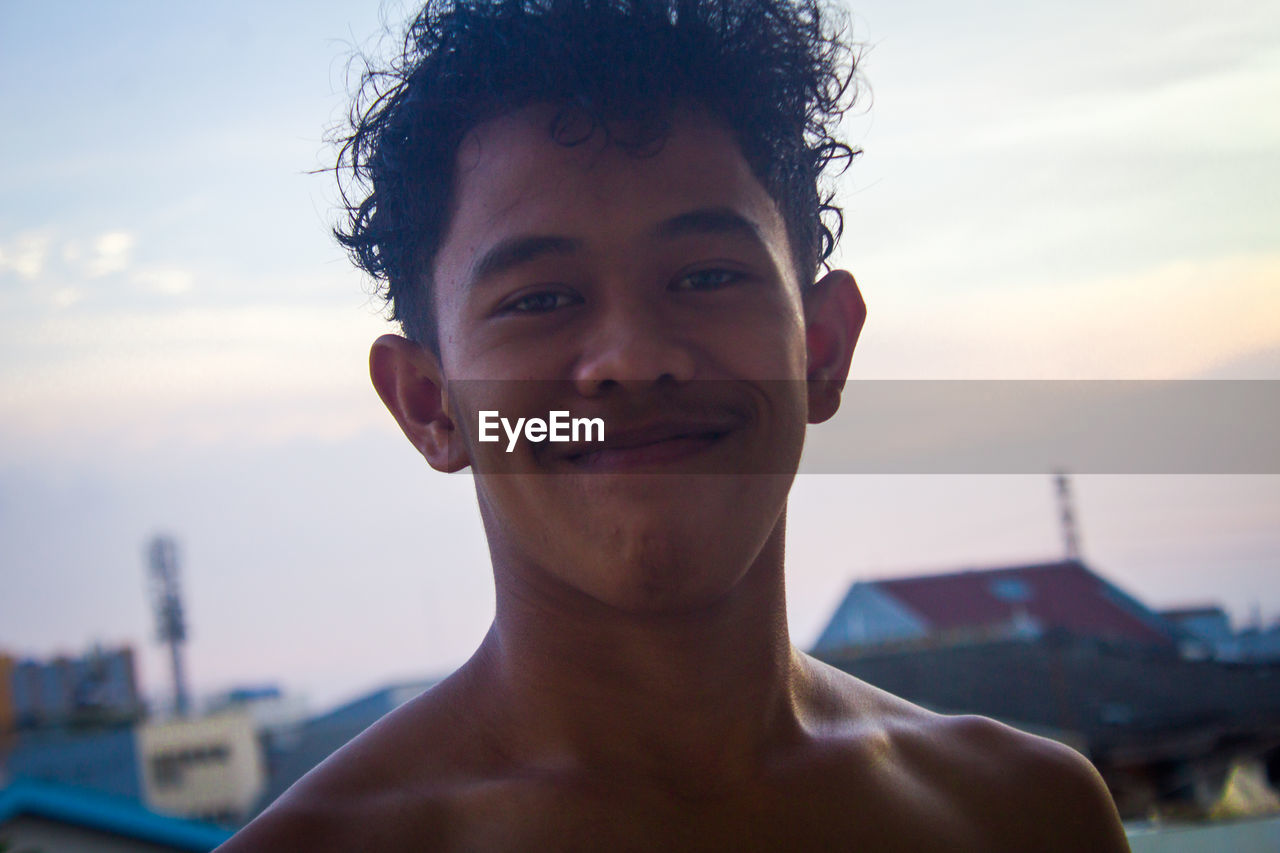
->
<box><xmin>673</xmin><ymin>269</ymin><xmax>742</xmax><ymax>291</ymax></box>
<box><xmin>499</xmin><ymin>290</ymin><xmax>580</xmax><ymax>314</ymax></box>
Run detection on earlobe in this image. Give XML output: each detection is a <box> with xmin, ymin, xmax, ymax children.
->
<box><xmin>369</xmin><ymin>334</ymin><xmax>472</xmax><ymax>472</ymax></box>
<box><xmin>804</xmin><ymin>270</ymin><xmax>866</xmax><ymax>424</ymax></box>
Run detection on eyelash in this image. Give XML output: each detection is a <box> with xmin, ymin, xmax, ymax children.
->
<box><xmin>497</xmin><ymin>289</ymin><xmax>581</xmax><ymax>315</ymax></box>
<box><xmin>496</xmin><ymin>267</ymin><xmax>744</xmax><ymax>316</ymax></box>
<box><xmin>672</xmin><ymin>268</ymin><xmax>745</xmax><ymax>291</ymax></box>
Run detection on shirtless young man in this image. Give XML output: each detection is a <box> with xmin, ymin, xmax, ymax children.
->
<box><xmin>221</xmin><ymin>0</ymin><xmax>1130</xmax><ymax>849</ymax></box>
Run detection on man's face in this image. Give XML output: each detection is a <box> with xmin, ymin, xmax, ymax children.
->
<box><xmin>427</xmin><ymin>106</ymin><xmax>816</xmax><ymax>611</ymax></box>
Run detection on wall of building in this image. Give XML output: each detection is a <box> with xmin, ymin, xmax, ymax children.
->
<box><xmin>137</xmin><ymin>712</ymin><xmax>264</xmax><ymax>824</ymax></box>
<box><xmin>6</xmin><ymin>646</ymin><xmax>140</xmax><ymax>727</ymax></box>
<box><xmin>2</xmin><ymin>725</ymin><xmax>142</xmax><ymax>800</ymax></box>
<box><xmin>812</xmin><ymin>583</ymin><xmax>929</xmax><ymax>652</ymax></box>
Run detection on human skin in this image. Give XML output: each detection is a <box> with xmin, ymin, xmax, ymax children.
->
<box><xmin>219</xmin><ymin>108</ymin><xmax>1131</xmax><ymax>851</ymax></box>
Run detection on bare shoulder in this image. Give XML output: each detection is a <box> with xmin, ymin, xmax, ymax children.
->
<box><xmin>923</xmin><ymin>713</ymin><xmax>1129</xmax><ymax>851</ymax></box>
<box><xmin>802</xmin><ymin>655</ymin><xmax>1130</xmax><ymax>852</ymax></box>
<box><xmin>217</xmin><ymin>675</ymin><xmax>489</xmax><ymax>853</ymax></box>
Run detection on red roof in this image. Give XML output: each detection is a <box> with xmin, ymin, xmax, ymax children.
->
<box><xmin>876</xmin><ymin>560</ymin><xmax>1176</xmax><ymax>647</ymax></box>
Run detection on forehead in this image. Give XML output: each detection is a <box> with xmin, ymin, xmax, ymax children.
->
<box><xmin>431</xmin><ymin>106</ymin><xmax>794</xmax><ymax>301</ymax></box>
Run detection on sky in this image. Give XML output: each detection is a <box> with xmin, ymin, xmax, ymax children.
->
<box><xmin>1</xmin><ymin>0</ymin><xmax>1277</xmax><ymax>713</ymax></box>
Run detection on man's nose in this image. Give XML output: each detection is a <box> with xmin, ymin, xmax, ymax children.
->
<box><xmin>572</xmin><ymin>302</ymin><xmax>697</xmax><ymax>396</ymax></box>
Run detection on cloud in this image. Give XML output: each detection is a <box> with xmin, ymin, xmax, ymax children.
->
<box><xmin>0</xmin><ymin>302</ymin><xmax>392</xmax><ymax>456</ymax></box>
<box><xmin>0</xmin><ymin>230</ymin><xmax>54</xmax><ymax>280</ymax></box>
<box><xmin>51</xmin><ymin>288</ymin><xmax>83</xmax><ymax>309</ymax></box>
<box><xmin>86</xmin><ymin>231</ymin><xmax>136</xmax><ymax>277</ymax></box>
<box><xmin>0</xmin><ymin>230</ymin><xmax>195</xmax><ymax>303</ymax></box>
<box><xmin>966</xmin><ymin>49</ymin><xmax>1280</xmax><ymax>155</ymax></box>
<box><xmin>132</xmin><ymin>267</ymin><xmax>195</xmax><ymax>295</ymax></box>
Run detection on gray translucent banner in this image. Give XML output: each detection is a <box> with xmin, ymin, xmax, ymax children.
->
<box><xmin>801</xmin><ymin>380</ymin><xmax>1278</xmax><ymax>474</ymax></box>
<box><xmin>442</xmin><ymin>380</ymin><xmax>1278</xmax><ymax>474</ymax></box>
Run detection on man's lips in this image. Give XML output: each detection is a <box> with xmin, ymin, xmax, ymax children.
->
<box><xmin>558</xmin><ymin>419</ymin><xmax>739</xmax><ymax>471</ymax></box>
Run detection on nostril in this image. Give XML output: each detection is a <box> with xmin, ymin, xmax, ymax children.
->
<box><xmin>570</xmin><ymin>315</ymin><xmax>699</xmax><ymax>393</ymax></box>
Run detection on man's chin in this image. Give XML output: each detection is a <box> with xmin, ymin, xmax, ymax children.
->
<box><xmin>575</xmin><ymin>560</ymin><xmax>743</xmax><ymax>617</ymax></box>
<box><xmin>549</xmin><ymin>517</ymin><xmax>775</xmax><ymax>614</ymax></box>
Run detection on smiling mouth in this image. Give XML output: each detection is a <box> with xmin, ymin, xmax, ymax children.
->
<box><xmin>562</xmin><ymin>425</ymin><xmax>733</xmax><ymax>472</ymax></box>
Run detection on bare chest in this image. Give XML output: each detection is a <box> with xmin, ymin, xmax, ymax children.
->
<box><xmin>427</xmin><ymin>775</ymin><xmax>1004</xmax><ymax>853</ymax></box>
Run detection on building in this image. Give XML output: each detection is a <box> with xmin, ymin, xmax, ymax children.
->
<box><xmin>811</xmin><ymin>560</ymin><xmax>1280</xmax><ymax>819</ymax></box>
<box><xmin>817</xmin><ymin>631</ymin><xmax>1280</xmax><ymax>818</ymax></box>
<box><xmin>2</xmin><ymin>724</ymin><xmax>142</xmax><ymax>802</ymax></box>
<box><xmin>813</xmin><ymin>559</ymin><xmax>1179</xmax><ymax>655</ymax></box>
<box><xmin>4</xmin><ymin>646</ymin><xmax>142</xmax><ymax>730</ymax></box>
<box><xmin>1162</xmin><ymin>605</ymin><xmax>1280</xmax><ymax>663</ymax></box>
<box><xmin>4</xmin><ymin>709</ymin><xmax>276</xmax><ymax>827</ymax></box>
<box><xmin>0</xmin><ymin>778</ymin><xmax>231</xmax><ymax>852</ymax></box>
<box><xmin>205</xmin><ymin>685</ymin><xmax>308</xmax><ymax>738</ymax></box>
<box><xmin>1161</xmin><ymin>605</ymin><xmax>1235</xmax><ymax>647</ymax></box>
<box><xmin>137</xmin><ymin>712</ymin><xmax>265</xmax><ymax>825</ymax></box>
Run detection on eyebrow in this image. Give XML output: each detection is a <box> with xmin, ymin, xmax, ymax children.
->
<box><xmin>468</xmin><ymin>235</ymin><xmax>582</xmax><ymax>287</ymax></box>
<box><xmin>465</xmin><ymin>207</ymin><xmax>767</xmax><ymax>288</ymax></box>
<box><xmin>653</xmin><ymin>207</ymin><xmax>767</xmax><ymax>245</ymax></box>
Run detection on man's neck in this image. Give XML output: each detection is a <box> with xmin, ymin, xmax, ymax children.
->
<box><xmin>460</xmin><ymin>522</ymin><xmax>806</xmax><ymax>794</ymax></box>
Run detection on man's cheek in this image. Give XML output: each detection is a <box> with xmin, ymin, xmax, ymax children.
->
<box><xmin>451</xmin><ymin>381</ymin><xmax>573</xmax><ymax>473</ymax></box>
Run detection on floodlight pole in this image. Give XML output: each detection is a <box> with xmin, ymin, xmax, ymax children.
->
<box><xmin>147</xmin><ymin>535</ymin><xmax>190</xmax><ymax>716</ymax></box>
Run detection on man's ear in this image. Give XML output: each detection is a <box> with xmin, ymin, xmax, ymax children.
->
<box><xmin>803</xmin><ymin>270</ymin><xmax>866</xmax><ymax>424</ymax></box>
<box><xmin>369</xmin><ymin>334</ymin><xmax>471</xmax><ymax>472</ymax></box>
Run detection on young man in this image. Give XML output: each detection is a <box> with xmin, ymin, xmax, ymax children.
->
<box><xmin>222</xmin><ymin>0</ymin><xmax>1130</xmax><ymax>848</ymax></box>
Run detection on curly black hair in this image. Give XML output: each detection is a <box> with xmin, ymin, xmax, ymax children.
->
<box><xmin>335</xmin><ymin>0</ymin><xmax>858</xmax><ymax>347</ymax></box>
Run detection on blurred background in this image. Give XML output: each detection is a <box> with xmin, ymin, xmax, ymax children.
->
<box><xmin>1</xmin><ymin>0</ymin><xmax>1277</xmax><ymax>847</ymax></box>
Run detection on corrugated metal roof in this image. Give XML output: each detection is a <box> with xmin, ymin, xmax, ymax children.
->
<box><xmin>0</xmin><ymin>778</ymin><xmax>232</xmax><ymax>851</ymax></box>
<box><xmin>873</xmin><ymin>560</ymin><xmax>1177</xmax><ymax>647</ymax></box>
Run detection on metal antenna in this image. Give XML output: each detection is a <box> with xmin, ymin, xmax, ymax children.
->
<box><xmin>147</xmin><ymin>535</ymin><xmax>190</xmax><ymax>716</ymax></box>
<box><xmin>1053</xmin><ymin>472</ymin><xmax>1082</xmax><ymax>561</ymax></box>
